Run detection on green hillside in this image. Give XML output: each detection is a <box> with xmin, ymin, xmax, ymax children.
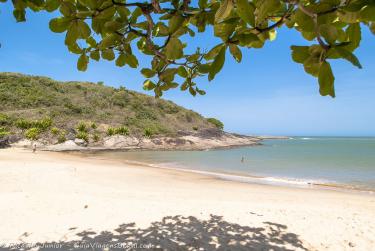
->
<box><xmin>0</xmin><ymin>72</ymin><xmax>221</xmax><ymax>143</ymax></box>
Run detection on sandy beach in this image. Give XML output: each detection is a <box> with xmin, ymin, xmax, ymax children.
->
<box><xmin>0</xmin><ymin>148</ymin><xmax>374</xmax><ymax>250</ymax></box>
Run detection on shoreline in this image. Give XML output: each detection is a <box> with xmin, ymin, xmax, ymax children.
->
<box><xmin>75</xmin><ymin>149</ymin><xmax>375</xmax><ymax>195</ymax></box>
<box><xmin>1</xmin><ymin>148</ymin><xmax>374</xmax><ymax>250</ymax></box>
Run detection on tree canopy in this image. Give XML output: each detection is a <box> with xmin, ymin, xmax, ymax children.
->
<box><xmin>2</xmin><ymin>0</ymin><xmax>374</xmax><ymax>97</ymax></box>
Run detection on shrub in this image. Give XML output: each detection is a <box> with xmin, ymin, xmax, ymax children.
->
<box><xmin>77</xmin><ymin>122</ymin><xmax>87</xmax><ymax>133</ymax></box>
<box><xmin>51</xmin><ymin>127</ymin><xmax>60</xmax><ymax>135</ymax></box>
<box><xmin>207</xmin><ymin>118</ymin><xmax>224</xmax><ymax>130</ymax></box>
<box><xmin>25</xmin><ymin>128</ymin><xmax>40</xmax><ymax>140</ymax></box>
<box><xmin>97</xmin><ymin>81</ymin><xmax>104</xmax><ymax>86</ymax></box>
<box><xmin>36</xmin><ymin>117</ymin><xmax>52</xmax><ymax>130</ymax></box>
<box><xmin>136</xmin><ymin>110</ymin><xmax>157</xmax><ymax>120</ymax></box>
<box><xmin>0</xmin><ymin>114</ymin><xmax>10</xmax><ymax>126</ymax></box>
<box><xmin>57</xmin><ymin>132</ymin><xmax>66</xmax><ymax>143</ymax></box>
<box><xmin>107</xmin><ymin>126</ymin><xmax>129</xmax><ymax>136</ymax></box>
<box><xmin>15</xmin><ymin>117</ymin><xmax>52</xmax><ymax>131</ymax></box>
<box><xmin>76</xmin><ymin>131</ymin><xmax>89</xmax><ymax>142</ymax></box>
<box><xmin>0</xmin><ymin>127</ymin><xmax>10</xmax><ymax>138</ymax></box>
<box><xmin>192</xmin><ymin>126</ymin><xmax>198</xmax><ymax>131</ymax></box>
<box><xmin>15</xmin><ymin>119</ymin><xmax>32</xmax><ymax>129</ymax></box>
<box><xmin>143</xmin><ymin>128</ymin><xmax>154</xmax><ymax>138</ymax></box>
<box><xmin>91</xmin><ymin>122</ymin><xmax>97</xmax><ymax>129</ymax></box>
<box><xmin>115</xmin><ymin>126</ymin><xmax>129</xmax><ymax>136</ymax></box>
<box><xmin>107</xmin><ymin>127</ymin><xmax>115</xmax><ymax>136</ymax></box>
<box><xmin>93</xmin><ymin>133</ymin><xmax>100</xmax><ymax>142</ymax></box>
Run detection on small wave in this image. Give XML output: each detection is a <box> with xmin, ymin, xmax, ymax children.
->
<box><xmin>90</xmin><ymin>155</ymin><xmax>375</xmax><ymax>194</ymax></box>
<box><xmin>301</xmin><ymin>137</ymin><xmax>313</xmax><ymax>140</ymax></box>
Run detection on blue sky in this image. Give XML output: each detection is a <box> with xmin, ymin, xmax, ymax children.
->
<box><xmin>1</xmin><ymin>2</ymin><xmax>374</xmax><ymax>136</ymax></box>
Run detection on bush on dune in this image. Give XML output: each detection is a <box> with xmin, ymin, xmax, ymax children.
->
<box><xmin>25</xmin><ymin>128</ymin><xmax>40</xmax><ymax>140</ymax></box>
<box><xmin>207</xmin><ymin>118</ymin><xmax>224</xmax><ymax>130</ymax></box>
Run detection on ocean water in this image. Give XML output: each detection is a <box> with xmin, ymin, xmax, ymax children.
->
<box><xmin>92</xmin><ymin>137</ymin><xmax>375</xmax><ymax>191</ymax></box>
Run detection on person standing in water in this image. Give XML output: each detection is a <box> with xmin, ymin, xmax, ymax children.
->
<box><xmin>241</xmin><ymin>156</ymin><xmax>244</xmax><ymax>163</ymax></box>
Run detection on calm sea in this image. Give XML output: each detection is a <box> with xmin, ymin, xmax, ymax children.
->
<box><xmin>92</xmin><ymin>137</ymin><xmax>375</xmax><ymax>192</ymax></box>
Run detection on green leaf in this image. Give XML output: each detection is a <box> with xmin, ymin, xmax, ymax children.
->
<box><xmin>199</xmin><ymin>0</ymin><xmax>208</xmax><ymax>9</ymax></box>
<box><xmin>177</xmin><ymin>66</ymin><xmax>188</xmax><ymax>78</ymax></box>
<box><xmin>344</xmin><ymin>23</ymin><xmax>361</xmax><ymax>51</ymax></box>
<box><xmin>101</xmin><ymin>49</ymin><xmax>115</xmax><ymax>61</ymax></box>
<box><xmin>215</xmin><ymin>0</ymin><xmax>234</xmax><ymax>22</ymax></box>
<box><xmin>269</xmin><ymin>30</ymin><xmax>277</xmax><ymax>41</ymax></box>
<box><xmin>196</xmin><ymin>88</ymin><xmax>206</xmax><ymax>95</ymax></box>
<box><xmin>303</xmin><ymin>56</ymin><xmax>320</xmax><ymax>77</ymax></box>
<box><xmin>189</xmin><ymin>87</ymin><xmax>197</xmax><ymax>96</ymax></box>
<box><xmin>167</xmin><ymin>82</ymin><xmax>179</xmax><ymax>89</ymax></box>
<box><xmin>337</xmin><ymin>10</ymin><xmax>360</xmax><ymax>23</ymax></box>
<box><xmin>318</xmin><ymin>61</ymin><xmax>335</xmax><ymax>97</ymax></box>
<box><xmin>370</xmin><ymin>22</ymin><xmax>375</xmax><ymax>35</ymax></box>
<box><xmin>208</xmin><ymin>46</ymin><xmax>226</xmax><ymax>81</ymax></box>
<box><xmin>319</xmin><ymin>24</ymin><xmax>338</xmax><ymax>44</ymax></box>
<box><xmin>168</xmin><ymin>14</ymin><xmax>184</xmax><ymax>34</ymax></box>
<box><xmin>78</xmin><ymin>0</ymin><xmax>97</xmax><ymax>9</ymax></box>
<box><xmin>100</xmin><ymin>34</ymin><xmax>119</xmax><ymax>48</ymax></box>
<box><xmin>180</xmin><ymin>82</ymin><xmax>189</xmax><ymax>91</ymax></box>
<box><xmin>77</xmin><ymin>20</ymin><xmax>91</xmax><ymax>39</ymax></box>
<box><xmin>45</xmin><ymin>0</ymin><xmax>61</xmax><ymax>12</ymax></box>
<box><xmin>96</xmin><ymin>6</ymin><xmax>116</xmax><ymax>19</ymax></box>
<box><xmin>165</xmin><ymin>37</ymin><xmax>183</xmax><ymax>60</ymax></box>
<box><xmin>214</xmin><ymin>20</ymin><xmax>236</xmax><ymax>40</ymax></box>
<box><xmin>204</xmin><ymin>44</ymin><xmax>225</xmax><ymax>60</ymax></box>
<box><xmin>65</xmin><ymin>24</ymin><xmax>79</xmax><ymax>45</ymax></box>
<box><xmin>124</xmin><ymin>54</ymin><xmax>139</xmax><ymax>68</ymax></box>
<box><xmin>360</xmin><ymin>5</ymin><xmax>375</xmax><ymax>21</ymax></box>
<box><xmin>90</xmin><ymin>51</ymin><xmax>100</xmax><ymax>61</ymax></box>
<box><xmin>104</xmin><ymin>20</ymin><xmax>123</xmax><ymax>32</ymax></box>
<box><xmin>115</xmin><ymin>53</ymin><xmax>126</xmax><ymax>67</ymax></box>
<box><xmin>198</xmin><ymin>64</ymin><xmax>211</xmax><ymax>73</ymax></box>
<box><xmin>60</xmin><ymin>2</ymin><xmax>75</xmax><ymax>17</ymax></box>
<box><xmin>13</xmin><ymin>9</ymin><xmax>26</xmax><ymax>22</ymax></box>
<box><xmin>334</xmin><ymin>47</ymin><xmax>362</xmax><ymax>69</ymax></box>
<box><xmin>235</xmin><ymin>33</ymin><xmax>259</xmax><ymax>47</ymax></box>
<box><xmin>67</xmin><ymin>42</ymin><xmax>83</xmax><ymax>54</ymax></box>
<box><xmin>290</xmin><ymin>46</ymin><xmax>310</xmax><ymax>64</ymax></box>
<box><xmin>86</xmin><ymin>36</ymin><xmax>97</xmax><ymax>47</ymax></box>
<box><xmin>154</xmin><ymin>86</ymin><xmax>162</xmax><ymax>97</ymax></box>
<box><xmin>49</xmin><ymin>18</ymin><xmax>71</xmax><ymax>33</ymax></box>
<box><xmin>256</xmin><ymin>0</ymin><xmax>280</xmax><ymax>23</ymax></box>
<box><xmin>141</xmin><ymin>68</ymin><xmax>156</xmax><ymax>78</ymax></box>
<box><xmin>143</xmin><ymin>80</ymin><xmax>156</xmax><ymax>90</ymax></box>
<box><xmin>294</xmin><ymin>9</ymin><xmax>315</xmax><ymax>32</ymax></box>
<box><xmin>229</xmin><ymin>44</ymin><xmax>242</xmax><ymax>62</ymax></box>
<box><xmin>77</xmin><ymin>54</ymin><xmax>88</xmax><ymax>71</ymax></box>
<box><xmin>160</xmin><ymin>68</ymin><xmax>177</xmax><ymax>82</ymax></box>
<box><xmin>236</xmin><ymin>0</ymin><xmax>255</xmax><ymax>26</ymax></box>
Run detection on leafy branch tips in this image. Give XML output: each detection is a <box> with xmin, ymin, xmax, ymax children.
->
<box><xmin>4</xmin><ymin>0</ymin><xmax>375</xmax><ymax>98</ymax></box>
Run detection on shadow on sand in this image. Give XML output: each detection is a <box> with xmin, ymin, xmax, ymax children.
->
<box><xmin>1</xmin><ymin>215</ymin><xmax>308</xmax><ymax>251</ymax></box>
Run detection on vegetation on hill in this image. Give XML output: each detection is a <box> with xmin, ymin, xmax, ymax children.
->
<box><xmin>0</xmin><ymin>72</ymin><xmax>223</xmax><ymax>143</ymax></box>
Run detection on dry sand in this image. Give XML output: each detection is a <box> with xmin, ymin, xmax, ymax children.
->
<box><xmin>0</xmin><ymin>148</ymin><xmax>374</xmax><ymax>250</ymax></box>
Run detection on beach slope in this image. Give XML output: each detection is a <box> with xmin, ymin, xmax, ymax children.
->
<box><xmin>0</xmin><ymin>148</ymin><xmax>374</xmax><ymax>250</ymax></box>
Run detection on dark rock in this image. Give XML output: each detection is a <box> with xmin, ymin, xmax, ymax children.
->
<box><xmin>0</xmin><ymin>138</ymin><xmax>10</xmax><ymax>148</ymax></box>
<box><xmin>196</xmin><ymin>128</ymin><xmax>225</xmax><ymax>139</ymax></box>
<box><xmin>66</xmin><ymin>132</ymin><xmax>75</xmax><ymax>140</ymax></box>
<box><xmin>7</xmin><ymin>134</ymin><xmax>22</xmax><ymax>144</ymax></box>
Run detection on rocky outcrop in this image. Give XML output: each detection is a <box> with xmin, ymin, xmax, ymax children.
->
<box><xmin>103</xmin><ymin>135</ymin><xmax>140</xmax><ymax>148</ymax></box>
<box><xmin>0</xmin><ymin>138</ymin><xmax>9</xmax><ymax>148</ymax></box>
<box><xmin>9</xmin><ymin>129</ymin><xmax>268</xmax><ymax>152</ymax></box>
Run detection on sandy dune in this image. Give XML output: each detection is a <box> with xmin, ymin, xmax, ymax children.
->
<box><xmin>0</xmin><ymin>148</ymin><xmax>374</xmax><ymax>250</ymax></box>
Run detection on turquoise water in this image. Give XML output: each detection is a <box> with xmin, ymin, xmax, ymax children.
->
<box><xmin>94</xmin><ymin>137</ymin><xmax>375</xmax><ymax>191</ymax></box>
